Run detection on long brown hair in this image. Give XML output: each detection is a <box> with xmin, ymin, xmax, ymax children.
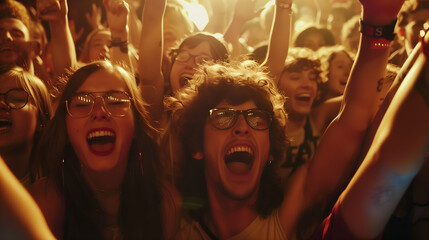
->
<box><xmin>35</xmin><ymin>61</ymin><xmax>164</xmax><ymax>239</ymax></box>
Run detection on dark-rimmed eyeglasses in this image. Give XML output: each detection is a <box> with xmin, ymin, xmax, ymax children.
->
<box><xmin>209</xmin><ymin>108</ymin><xmax>272</xmax><ymax>130</ymax></box>
<box><xmin>0</xmin><ymin>88</ymin><xmax>29</xmax><ymax>110</ymax></box>
<box><xmin>174</xmin><ymin>50</ymin><xmax>213</xmax><ymax>66</ymax></box>
<box><xmin>66</xmin><ymin>91</ymin><xmax>132</xmax><ymax>118</ymax></box>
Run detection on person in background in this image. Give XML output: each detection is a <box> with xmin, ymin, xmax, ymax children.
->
<box><xmin>0</xmin><ymin>66</ymin><xmax>52</xmax><ymax>188</ymax></box>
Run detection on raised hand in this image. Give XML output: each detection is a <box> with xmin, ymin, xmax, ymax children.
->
<box><xmin>359</xmin><ymin>0</ymin><xmax>405</xmax><ymax>24</ymax></box>
<box><xmin>85</xmin><ymin>3</ymin><xmax>104</xmax><ymax>30</ymax></box>
<box><xmin>103</xmin><ymin>0</ymin><xmax>129</xmax><ymax>38</ymax></box>
<box><xmin>37</xmin><ymin>0</ymin><xmax>66</xmax><ymax>22</ymax></box>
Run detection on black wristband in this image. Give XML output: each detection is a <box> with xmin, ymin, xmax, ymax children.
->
<box><xmin>360</xmin><ymin>19</ymin><xmax>397</xmax><ymax>41</ymax></box>
<box><xmin>109</xmin><ymin>40</ymin><xmax>128</xmax><ymax>54</ymax></box>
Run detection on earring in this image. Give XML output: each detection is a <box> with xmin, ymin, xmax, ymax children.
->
<box><xmin>192</xmin><ymin>152</ymin><xmax>204</xmax><ymax>160</ymax></box>
<box><xmin>61</xmin><ymin>158</ymin><xmax>65</xmax><ymax>188</ymax></box>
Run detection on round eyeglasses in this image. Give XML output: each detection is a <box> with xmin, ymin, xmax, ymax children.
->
<box><xmin>0</xmin><ymin>88</ymin><xmax>29</xmax><ymax>110</ymax></box>
<box><xmin>209</xmin><ymin>108</ymin><xmax>272</xmax><ymax>130</ymax></box>
<box><xmin>66</xmin><ymin>91</ymin><xmax>132</xmax><ymax>118</ymax></box>
<box><xmin>174</xmin><ymin>50</ymin><xmax>213</xmax><ymax>66</ymax></box>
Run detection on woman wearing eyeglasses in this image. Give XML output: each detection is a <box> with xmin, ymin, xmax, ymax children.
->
<box><xmin>0</xmin><ymin>66</ymin><xmax>52</xmax><ymax>189</ymax></box>
<box><xmin>30</xmin><ymin>61</ymin><xmax>180</xmax><ymax>239</ymax></box>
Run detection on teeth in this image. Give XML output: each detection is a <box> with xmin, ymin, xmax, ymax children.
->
<box><xmin>226</xmin><ymin>146</ymin><xmax>253</xmax><ymax>156</ymax></box>
<box><xmin>296</xmin><ymin>93</ymin><xmax>311</xmax><ymax>97</ymax></box>
<box><xmin>87</xmin><ymin>130</ymin><xmax>115</xmax><ymax>140</ymax></box>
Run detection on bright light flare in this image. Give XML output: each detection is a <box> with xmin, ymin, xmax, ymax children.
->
<box><xmin>182</xmin><ymin>2</ymin><xmax>209</xmax><ymax>31</ymax></box>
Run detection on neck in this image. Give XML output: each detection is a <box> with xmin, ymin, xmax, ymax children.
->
<box><xmin>82</xmin><ymin>167</ymin><xmax>125</xmax><ymax>193</ymax></box>
<box><xmin>82</xmin><ymin>168</ymin><xmax>124</xmax><ymax>225</ymax></box>
<box><xmin>0</xmin><ymin>141</ymin><xmax>33</xmax><ymax>179</ymax></box>
<box><xmin>205</xmin><ymin>186</ymin><xmax>258</xmax><ymax>239</ymax></box>
<box><xmin>286</xmin><ymin>114</ymin><xmax>308</xmax><ymax>133</ymax></box>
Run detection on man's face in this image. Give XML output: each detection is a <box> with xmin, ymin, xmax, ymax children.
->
<box><xmin>201</xmin><ymin>100</ymin><xmax>271</xmax><ymax>201</ymax></box>
<box><xmin>0</xmin><ymin>18</ymin><xmax>31</xmax><ymax>66</ymax></box>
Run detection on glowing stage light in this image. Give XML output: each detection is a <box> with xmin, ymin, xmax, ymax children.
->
<box><xmin>182</xmin><ymin>2</ymin><xmax>209</xmax><ymax>31</ymax></box>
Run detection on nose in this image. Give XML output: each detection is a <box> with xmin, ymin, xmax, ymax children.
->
<box><xmin>91</xmin><ymin>98</ymin><xmax>110</xmax><ymax>120</ymax></box>
<box><xmin>232</xmin><ymin>114</ymin><xmax>250</xmax><ymax>136</ymax></box>
<box><xmin>102</xmin><ymin>44</ymin><xmax>109</xmax><ymax>53</ymax></box>
<box><xmin>1</xmin><ymin>31</ymin><xmax>13</xmax><ymax>42</ymax></box>
<box><xmin>302</xmin><ymin>77</ymin><xmax>313</xmax><ymax>87</ymax></box>
<box><xmin>0</xmin><ymin>95</ymin><xmax>10</xmax><ymax>111</ymax></box>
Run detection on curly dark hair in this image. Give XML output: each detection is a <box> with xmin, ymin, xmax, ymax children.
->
<box><xmin>165</xmin><ymin>60</ymin><xmax>288</xmax><ymax>218</ymax></box>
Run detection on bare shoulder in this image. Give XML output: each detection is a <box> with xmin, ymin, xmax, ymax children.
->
<box><xmin>29</xmin><ymin>177</ymin><xmax>65</xmax><ymax>238</ymax></box>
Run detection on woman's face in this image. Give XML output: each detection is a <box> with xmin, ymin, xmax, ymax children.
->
<box><xmin>66</xmin><ymin>69</ymin><xmax>135</xmax><ymax>174</ymax></box>
<box><xmin>169</xmin><ymin>41</ymin><xmax>213</xmax><ymax>92</ymax></box>
<box><xmin>0</xmin><ymin>75</ymin><xmax>38</xmax><ymax>152</ymax></box>
<box><xmin>301</xmin><ymin>32</ymin><xmax>326</xmax><ymax>51</ymax></box>
<box><xmin>88</xmin><ymin>31</ymin><xmax>111</xmax><ymax>62</ymax></box>
<box><xmin>278</xmin><ymin>67</ymin><xmax>318</xmax><ymax>117</ymax></box>
<box><xmin>327</xmin><ymin>51</ymin><xmax>352</xmax><ymax>96</ymax></box>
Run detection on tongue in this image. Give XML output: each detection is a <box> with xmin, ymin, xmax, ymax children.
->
<box><xmin>225</xmin><ymin>152</ymin><xmax>253</xmax><ymax>174</ymax></box>
<box><xmin>88</xmin><ymin>136</ymin><xmax>115</xmax><ymax>154</ymax></box>
<box><xmin>90</xmin><ymin>142</ymin><xmax>114</xmax><ymax>153</ymax></box>
<box><xmin>226</xmin><ymin>162</ymin><xmax>251</xmax><ymax>174</ymax></box>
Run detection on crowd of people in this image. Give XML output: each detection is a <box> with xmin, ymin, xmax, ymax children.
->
<box><xmin>0</xmin><ymin>0</ymin><xmax>428</xmax><ymax>239</ymax></box>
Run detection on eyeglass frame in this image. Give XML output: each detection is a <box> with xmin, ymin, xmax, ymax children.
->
<box><xmin>65</xmin><ymin>91</ymin><xmax>132</xmax><ymax>118</ymax></box>
<box><xmin>172</xmin><ymin>50</ymin><xmax>214</xmax><ymax>66</ymax></box>
<box><xmin>0</xmin><ymin>88</ymin><xmax>29</xmax><ymax>110</ymax></box>
<box><xmin>208</xmin><ymin>108</ymin><xmax>273</xmax><ymax>131</ymax></box>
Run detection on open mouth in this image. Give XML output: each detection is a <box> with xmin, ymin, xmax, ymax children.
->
<box><xmin>98</xmin><ymin>54</ymin><xmax>110</xmax><ymax>61</ymax></box>
<box><xmin>295</xmin><ymin>93</ymin><xmax>312</xmax><ymax>102</ymax></box>
<box><xmin>0</xmin><ymin>47</ymin><xmax>15</xmax><ymax>54</ymax></box>
<box><xmin>340</xmin><ymin>80</ymin><xmax>347</xmax><ymax>86</ymax></box>
<box><xmin>0</xmin><ymin>119</ymin><xmax>12</xmax><ymax>132</ymax></box>
<box><xmin>179</xmin><ymin>74</ymin><xmax>193</xmax><ymax>87</ymax></box>
<box><xmin>224</xmin><ymin>146</ymin><xmax>254</xmax><ymax>174</ymax></box>
<box><xmin>87</xmin><ymin>129</ymin><xmax>116</xmax><ymax>155</ymax></box>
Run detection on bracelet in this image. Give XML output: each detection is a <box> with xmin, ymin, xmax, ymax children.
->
<box><xmin>360</xmin><ymin>19</ymin><xmax>397</xmax><ymax>41</ymax></box>
<box><xmin>371</xmin><ymin>38</ymin><xmax>391</xmax><ymax>50</ymax></box>
<box><xmin>276</xmin><ymin>1</ymin><xmax>292</xmax><ymax>10</ymax></box>
<box><xmin>108</xmin><ymin>40</ymin><xmax>128</xmax><ymax>54</ymax></box>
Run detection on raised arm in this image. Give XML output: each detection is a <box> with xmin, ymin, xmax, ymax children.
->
<box><xmin>303</xmin><ymin>0</ymin><xmax>406</xmax><ymax>198</ymax></box>
<box><xmin>261</xmin><ymin>0</ymin><xmax>292</xmax><ymax>84</ymax></box>
<box><xmin>103</xmin><ymin>0</ymin><xmax>133</xmax><ymax>72</ymax></box>
<box><xmin>279</xmin><ymin>1</ymin><xmax>407</xmax><ymax>233</ymax></box>
<box><xmin>223</xmin><ymin>0</ymin><xmax>262</xmax><ymax>58</ymax></box>
<box><xmin>0</xmin><ymin>156</ymin><xmax>55</xmax><ymax>240</ymax></box>
<box><xmin>339</xmin><ymin>31</ymin><xmax>429</xmax><ymax>238</ymax></box>
<box><xmin>37</xmin><ymin>0</ymin><xmax>77</xmax><ymax>78</ymax></box>
<box><xmin>138</xmin><ymin>0</ymin><xmax>166</xmax><ymax>123</ymax></box>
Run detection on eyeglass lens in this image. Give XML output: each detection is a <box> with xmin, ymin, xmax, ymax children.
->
<box><xmin>175</xmin><ymin>51</ymin><xmax>213</xmax><ymax>65</ymax></box>
<box><xmin>67</xmin><ymin>92</ymin><xmax>131</xmax><ymax>118</ymax></box>
<box><xmin>0</xmin><ymin>89</ymin><xmax>28</xmax><ymax>109</ymax></box>
<box><xmin>209</xmin><ymin>109</ymin><xmax>271</xmax><ymax>130</ymax></box>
